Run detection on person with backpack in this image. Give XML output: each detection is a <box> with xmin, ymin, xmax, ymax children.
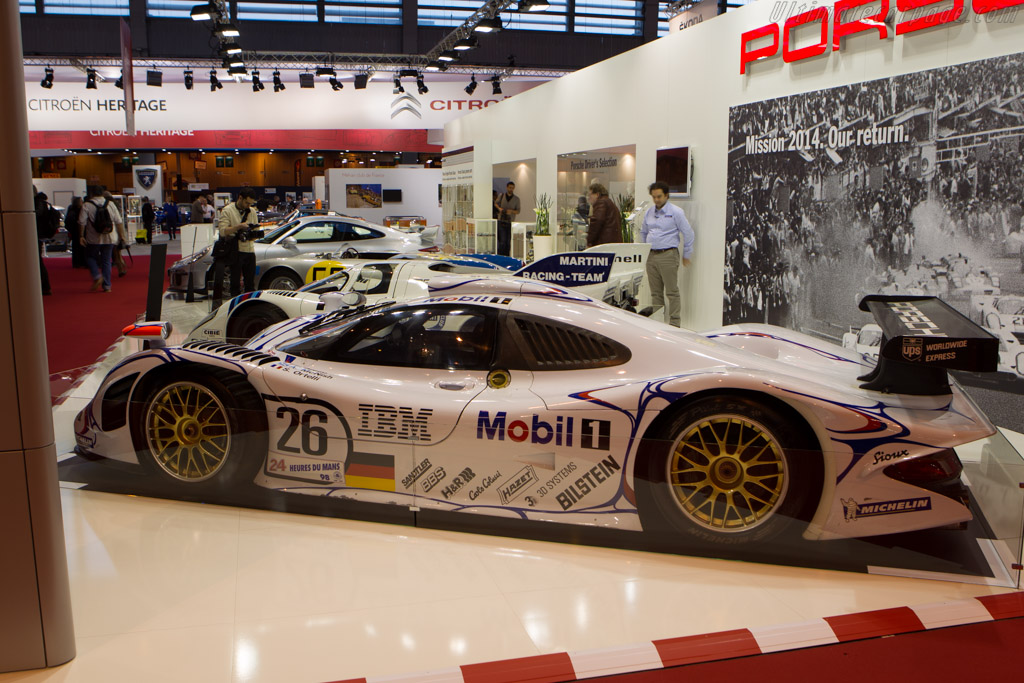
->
<box><xmin>33</xmin><ymin>188</ymin><xmax>57</xmax><ymax>295</ymax></box>
<box><xmin>79</xmin><ymin>185</ymin><xmax>126</xmax><ymax>292</ymax></box>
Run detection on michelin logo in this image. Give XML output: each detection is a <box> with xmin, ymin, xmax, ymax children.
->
<box><xmin>841</xmin><ymin>497</ymin><xmax>931</xmax><ymax>522</ymax></box>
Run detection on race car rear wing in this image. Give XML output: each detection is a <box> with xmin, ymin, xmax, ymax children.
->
<box><xmin>856</xmin><ymin>295</ymin><xmax>998</xmax><ymax>395</ymax></box>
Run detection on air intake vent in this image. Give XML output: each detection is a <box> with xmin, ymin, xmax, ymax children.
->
<box><xmin>181</xmin><ymin>340</ymin><xmax>280</xmax><ymax>365</ymax></box>
<box><xmin>514</xmin><ymin>317</ymin><xmax>629</xmax><ymax>370</ymax></box>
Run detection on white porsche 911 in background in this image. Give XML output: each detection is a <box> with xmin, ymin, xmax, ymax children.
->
<box><xmin>75</xmin><ymin>286</ymin><xmax>999</xmax><ymax>546</ymax></box>
<box><xmin>167</xmin><ymin>214</ymin><xmax>429</xmax><ymax>292</ymax></box>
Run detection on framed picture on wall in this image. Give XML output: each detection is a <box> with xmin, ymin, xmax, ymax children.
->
<box><xmin>216</xmin><ymin>156</ymin><xmax>225</xmax><ymax>168</ymax></box>
<box><xmin>225</xmin><ymin>156</ymin><xmax>235</xmax><ymax>168</ymax></box>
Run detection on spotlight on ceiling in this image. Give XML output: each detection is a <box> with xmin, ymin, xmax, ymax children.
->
<box><xmin>85</xmin><ymin>68</ymin><xmax>98</xmax><ymax>89</ymax></box>
<box><xmin>114</xmin><ymin>71</ymin><xmax>123</xmax><ymax>89</ymax></box>
<box><xmin>184</xmin><ymin>68</ymin><xmax>194</xmax><ymax>90</ymax></box>
<box><xmin>146</xmin><ymin>69</ymin><xmax>162</xmax><ymax>87</ymax></box>
<box><xmin>354</xmin><ymin>72</ymin><xmax>369</xmax><ymax>89</ymax></box>
<box><xmin>40</xmin><ymin>66</ymin><xmax>54</xmax><ymax>89</ymax></box>
<box><xmin>190</xmin><ymin>2</ymin><xmax>216</xmax><ymax>21</ymax></box>
<box><xmin>209</xmin><ymin>69</ymin><xmax>223</xmax><ymax>91</ymax></box>
<box><xmin>215</xmin><ymin>23</ymin><xmax>240</xmax><ymax>38</ymax></box>
<box><xmin>252</xmin><ymin>70</ymin><xmax>265</xmax><ymax>92</ymax></box>
<box><xmin>491</xmin><ymin>75</ymin><xmax>502</xmax><ymax>95</ymax></box>
<box><xmin>316</xmin><ymin>66</ymin><xmax>336</xmax><ymax>78</ymax></box>
<box><xmin>424</xmin><ymin>61</ymin><xmax>445</xmax><ymax>72</ymax></box>
<box><xmin>299</xmin><ymin>73</ymin><xmax>315</xmax><ymax>88</ymax></box>
<box><xmin>416</xmin><ymin>75</ymin><xmax>428</xmax><ymax>95</ymax></box>
<box><xmin>393</xmin><ymin>76</ymin><xmax>405</xmax><ymax>95</ymax></box>
<box><xmin>227</xmin><ymin>65</ymin><xmax>247</xmax><ymax>76</ymax></box>
<box><xmin>329</xmin><ymin>77</ymin><xmax>343</xmax><ymax>91</ymax></box>
<box><xmin>454</xmin><ymin>36</ymin><xmax>478</xmax><ymax>50</ymax></box>
<box><xmin>219</xmin><ymin>42</ymin><xmax>242</xmax><ymax>56</ymax></box>
<box><xmin>438</xmin><ymin>50</ymin><xmax>459</xmax><ymax>62</ymax></box>
<box><xmin>474</xmin><ymin>16</ymin><xmax>503</xmax><ymax>32</ymax></box>
<box><xmin>464</xmin><ymin>74</ymin><xmax>477</xmax><ymax>95</ymax></box>
<box><xmin>222</xmin><ymin>56</ymin><xmax>244</xmax><ymax>69</ymax></box>
<box><xmin>272</xmin><ymin>70</ymin><xmax>285</xmax><ymax>92</ymax></box>
<box><xmin>519</xmin><ymin>0</ymin><xmax>550</xmax><ymax>10</ymax></box>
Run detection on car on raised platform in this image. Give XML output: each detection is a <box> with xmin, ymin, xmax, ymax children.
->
<box><xmin>75</xmin><ymin>290</ymin><xmax>999</xmax><ymax>547</ymax></box>
<box><xmin>167</xmin><ymin>214</ymin><xmax>429</xmax><ymax>293</ymax></box>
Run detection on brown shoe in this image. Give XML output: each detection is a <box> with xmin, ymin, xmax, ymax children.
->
<box><xmin>90</xmin><ymin>277</ymin><xmax>103</xmax><ymax>292</ymax></box>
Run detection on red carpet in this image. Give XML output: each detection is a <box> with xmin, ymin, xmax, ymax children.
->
<box><xmin>42</xmin><ymin>253</ymin><xmax>168</xmax><ymax>384</ymax></box>
<box><xmin>604</xmin><ymin>617</ymin><xmax>1024</xmax><ymax>682</ymax></box>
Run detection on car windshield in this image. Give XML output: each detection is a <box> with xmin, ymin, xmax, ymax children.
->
<box><xmin>278</xmin><ymin>301</ymin><xmax>399</xmax><ymax>356</ymax></box>
<box><xmin>256</xmin><ymin>220</ymin><xmax>299</xmax><ymax>243</ymax></box>
<box><xmin>298</xmin><ymin>268</ymin><xmax>351</xmax><ymax>293</ymax></box>
<box><xmin>859</xmin><ymin>328</ymin><xmax>882</xmax><ymax>346</ymax></box>
<box><xmin>995</xmin><ymin>299</ymin><xmax>1024</xmax><ymax>315</ymax></box>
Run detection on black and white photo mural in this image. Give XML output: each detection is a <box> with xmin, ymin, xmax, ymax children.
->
<box><xmin>725</xmin><ymin>51</ymin><xmax>1024</xmax><ymax>416</ymax></box>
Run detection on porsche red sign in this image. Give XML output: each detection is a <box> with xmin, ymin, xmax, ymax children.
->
<box><xmin>740</xmin><ymin>0</ymin><xmax>1024</xmax><ymax>74</ymax></box>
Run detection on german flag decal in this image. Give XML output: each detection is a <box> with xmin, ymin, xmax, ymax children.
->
<box><xmin>344</xmin><ymin>452</ymin><xmax>396</xmax><ymax>492</ymax></box>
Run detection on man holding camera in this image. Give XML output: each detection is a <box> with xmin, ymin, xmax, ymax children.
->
<box><xmin>212</xmin><ymin>188</ymin><xmax>260</xmax><ymax>305</ymax></box>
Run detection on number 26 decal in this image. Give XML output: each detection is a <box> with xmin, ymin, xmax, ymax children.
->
<box><xmin>276</xmin><ymin>407</ymin><xmax>330</xmax><ymax>456</ymax></box>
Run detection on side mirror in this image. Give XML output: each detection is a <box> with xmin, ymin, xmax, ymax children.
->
<box><xmin>282</xmin><ymin>236</ymin><xmax>298</xmax><ymax>249</ymax></box>
<box><xmin>321</xmin><ymin>291</ymin><xmax>366</xmax><ymax>312</ymax></box>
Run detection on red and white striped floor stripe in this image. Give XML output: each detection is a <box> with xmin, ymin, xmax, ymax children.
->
<box><xmin>329</xmin><ymin>592</ymin><xmax>1024</xmax><ymax>683</ymax></box>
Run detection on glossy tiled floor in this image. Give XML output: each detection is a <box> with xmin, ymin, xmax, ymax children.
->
<box><xmin>0</xmin><ymin>484</ymin><xmax>1019</xmax><ymax>683</ymax></box>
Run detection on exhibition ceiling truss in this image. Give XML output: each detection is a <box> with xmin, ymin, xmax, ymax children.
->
<box><xmin>23</xmin><ymin>0</ymin><xmax>571</xmax><ymax>86</ymax></box>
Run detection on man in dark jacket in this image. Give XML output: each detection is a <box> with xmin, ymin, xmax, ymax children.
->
<box><xmin>141</xmin><ymin>197</ymin><xmax>155</xmax><ymax>243</ymax></box>
<box><xmin>33</xmin><ymin>189</ymin><xmax>53</xmax><ymax>295</ymax></box>
<box><xmin>586</xmin><ymin>183</ymin><xmax>622</xmax><ymax>248</ymax></box>
<box><xmin>66</xmin><ymin>196</ymin><xmax>86</xmax><ymax>268</ymax></box>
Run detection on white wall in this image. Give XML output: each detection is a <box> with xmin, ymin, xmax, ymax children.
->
<box><xmin>325</xmin><ymin>167</ymin><xmax>442</xmax><ymax>226</ymax></box>
<box><xmin>444</xmin><ymin>3</ymin><xmax>1024</xmax><ymax>330</ymax></box>
<box><xmin>31</xmin><ymin>177</ymin><xmax>86</xmax><ymax>209</ymax></box>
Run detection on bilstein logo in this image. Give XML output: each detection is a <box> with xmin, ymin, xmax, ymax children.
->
<box><xmin>135</xmin><ymin>168</ymin><xmax>157</xmax><ymax>190</ymax></box>
<box><xmin>476</xmin><ymin>411</ymin><xmax>611</xmax><ymax>450</ymax></box>
<box><xmin>902</xmin><ymin>337</ymin><xmax>923</xmax><ymax>362</ymax></box>
<box><xmin>841</xmin><ymin>497</ymin><xmax>931</xmax><ymax>522</ymax></box>
<box><xmin>391</xmin><ymin>93</ymin><xmax>422</xmax><ymax>119</ymax></box>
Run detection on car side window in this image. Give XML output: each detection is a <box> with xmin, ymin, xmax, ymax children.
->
<box><xmin>291</xmin><ymin>221</ymin><xmax>337</xmax><ymax>243</ymax></box>
<box><xmin>352</xmin><ymin>263</ymin><xmax>394</xmax><ymax>296</ymax></box>
<box><xmin>325</xmin><ymin>306</ymin><xmax>497</xmax><ymax>370</ymax></box>
<box><xmin>350</xmin><ymin>225</ymin><xmax>383</xmax><ymax>240</ymax></box>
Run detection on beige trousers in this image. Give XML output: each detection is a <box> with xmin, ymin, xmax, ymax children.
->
<box><xmin>646</xmin><ymin>248</ymin><xmax>681</xmax><ymax>326</ymax></box>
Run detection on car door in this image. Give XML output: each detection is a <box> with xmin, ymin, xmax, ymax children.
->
<box><xmin>447</xmin><ymin>304</ymin><xmax>638</xmax><ymax>518</ymax></box>
<box><xmin>260</xmin><ymin>304</ymin><xmax>501</xmax><ymax>503</ymax></box>
<box><xmin>287</xmin><ymin>220</ymin><xmax>348</xmax><ymax>256</ymax></box>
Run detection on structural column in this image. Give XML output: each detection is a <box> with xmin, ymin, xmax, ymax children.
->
<box><xmin>0</xmin><ymin>1</ymin><xmax>76</xmax><ymax>673</ymax></box>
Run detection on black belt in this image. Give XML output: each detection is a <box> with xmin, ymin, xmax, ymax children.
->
<box><xmin>650</xmin><ymin>247</ymin><xmax>677</xmax><ymax>254</ymax></box>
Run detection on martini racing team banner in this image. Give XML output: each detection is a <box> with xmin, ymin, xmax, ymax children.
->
<box><xmin>516</xmin><ymin>253</ymin><xmax>614</xmax><ymax>286</ymax></box>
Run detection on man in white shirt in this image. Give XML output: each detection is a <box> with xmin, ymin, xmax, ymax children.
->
<box><xmin>212</xmin><ymin>188</ymin><xmax>259</xmax><ymax>304</ymax></box>
<box><xmin>78</xmin><ymin>186</ymin><xmax>128</xmax><ymax>292</ymax></box>
<box><xmin>640</xmin><ymin>181</ymin><xmax>695</xmax><ymax>327</ymax></box>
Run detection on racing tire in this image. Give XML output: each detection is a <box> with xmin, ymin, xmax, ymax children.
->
<box><xmin>261</xmin><ymin>268</ymin><xmax>303</xmax><ymax>291</ymax></box>
<box><xmin>637</xmin><ymin>395</ymin><xmax>821</xmax><ymax>546</ymax></box>
<box><xmin>130</xmin><ymin>369</ymin><xmax>267</xmax><ymax>492</ymax></box>
<box><xmin>226</xmin><ymin>303</ymin><xmax>288</xmax><ymax>345</ymax></box>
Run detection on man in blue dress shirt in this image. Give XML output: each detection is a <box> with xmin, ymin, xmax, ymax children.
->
<box><xmin>640</xmin><ymin>181</ymin><xmax>695</xmax><ymax>327</ymax></box>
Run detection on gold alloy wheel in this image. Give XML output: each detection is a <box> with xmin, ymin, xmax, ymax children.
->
<box><xmin>145</xmin><ymin>382</ymin><xmax>231</xmax><ymax>482</ymax></box>
<box><xmin>667</xmin><ymin>414</ymin><xmax>788</xmax><ymax>532</ymax></box>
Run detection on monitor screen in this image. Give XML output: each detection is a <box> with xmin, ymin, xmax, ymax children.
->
<box><xmin>382</xmin><ymin>189</ymin><xmax>402</xmax><ymax>203</ymax></box>
<box><xmin>655</xmin><ymin>147</ymin><xmax>691</xmax><ymax>196</ymax></box>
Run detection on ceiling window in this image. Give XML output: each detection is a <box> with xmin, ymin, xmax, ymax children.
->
<box><xmin>146</xmin><ymin>0</ymin><xmax>193</xmax><ymax>17</ymax></box>
<box><xmin>20</xmin><ymin>0</ymin><xmax>37</xmax><ymax>13</ymax></box>
<box><xmin>44</xmin><ymin>0</ymin><xmax>129</xmax><ymax>15</ymax></box>
<box><xmin>236</xmin><ymin>1</ymin><xmax>319</xmax><ymax>22</ymax></box>
<box><xmin>419</xmin><ymin>0</ymin><xmax>567</xmax><ymax>31</ymax></box>
<box><xmin>325</xmin><ymin>0</ymin><xmax>402</xmax><ymax>25</ymax></box>
<box><xmin>574</xmin><ymin>0</ymin><xmax>642</xmax><ymax>35</ymax></box>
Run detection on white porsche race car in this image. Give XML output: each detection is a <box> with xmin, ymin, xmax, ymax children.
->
<box><xmin>187</xmin><ymin>244</ymin><xmax>650</xmax><ymax>345</ymax></box>
<box><xmin>75</xmin><ymin>288</ymin><xmax>999</xmax><ymax>545</ymax></box>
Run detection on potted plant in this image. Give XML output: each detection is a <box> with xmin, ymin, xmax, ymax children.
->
<box><xmin>533</xmin><ymin>193</ymin><xmax>555</xmax><ymax>260</ymax></box>
<box><xmin>617</xmin><ymin>193</ymin><xmax>635</xmax><ymax>243</ymax></box>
